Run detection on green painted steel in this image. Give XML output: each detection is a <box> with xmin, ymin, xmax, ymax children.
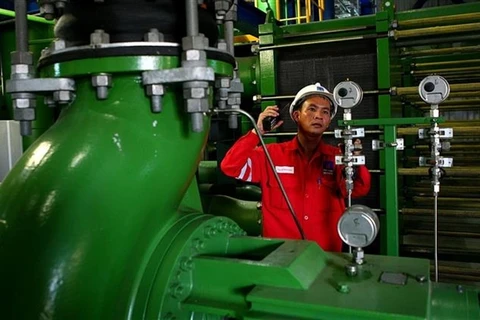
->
<box><xmin>237</xmin><ymin>56</ymin><xmax>259</xmax><ymax>100</ymax></box>
<box><xmin>0</xmin><ymin>53</ymin><xmax>233</xmax><ymax>319</ymax></box>
<box><xmin>0</xmin><ymin>8</ymin><xmax>55</xmax><ymax>24</ymax></box>
<box><xmin>0</xmin><ymin>22</ymin><xmax>55</xmax><ymax>149</ymax></box>
<box><xmin>40</xmin><ymin>56</ymin><xmax>233</xmax><ymax>78</ymax></box>
<box><xmin>202</xmin><ymin>194</ymin><xmax>261</xmax><ymax>236</ymax></box>
<box><xmin>198</xmin><ymin>160</ymin><xmax>220</xmax><ymax>184</ymax></box>
<box><xmin>255</xmin><ymin>0</ymin><xmax>279</xmax><ymax>20</ymax></box>
<box><xmin>376</xmin><ymin>6</ymin><xmax>398</xmax><ymax>256</ymax></box>
<box><xmin>281</xmin><ymin>15</ymin><xmax>376</xmax><ymax>35</ymax></box>
<box><xmin>183</xmin><ymin>240</ymin><xmax>479</xmax><ymax>319</ymax></box>
<box><xmin>237</xmin><ymin>55</ymin><xmax>259</xmax><ymax>134</ymax></box>
<box><xmin>258</xmin><ymin>11</ymin><xmax>280</xmax><ymax>144</ymax></box>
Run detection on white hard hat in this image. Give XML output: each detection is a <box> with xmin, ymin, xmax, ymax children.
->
<box><xmin>289</xmin><ymin>83</ymin><xmax>338</xmax><ymax>121</ymax></box>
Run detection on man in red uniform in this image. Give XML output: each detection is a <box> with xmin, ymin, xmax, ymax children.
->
<box><xmin>220</xmin><ymin>83</ymin><xmax>371</xmax><ymax>252</ymax></box>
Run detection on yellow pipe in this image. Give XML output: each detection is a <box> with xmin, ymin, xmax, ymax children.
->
<box><xmin>402</xmin><ymin>208</ymin><xmax>480</xmax><ymax>218</ymax></box>
<box><xmin>411</xmin><ymin>66</ymin><xmax>480</xmax><ymax>76</ymax></box>
<box><xmin>404</xmin><ymin>91</ymin><xmax>480</xmax><ymax>99</ymax></box>
<box><xmin>398</xmin><ymin>126</ymin><xmax>480</xmax><ymax>136</ymax></box>
<box><xmin>413</xmin><ymin>196</ymin><xmax>480</xmax><ymax>207</ymax></box>
<box><xmin>399</xmin><ymin>12</ymin><xmax>480</xmax><ymax>28</ymax></box>
<box><xmin>296</xmin><ymin>0</ymin><xmax>301</xmax><ymax>24</ymax></box>
<box><xmin>414</xmin><ymin>144</ymin><xmax>480</xmax><ymax>150</ymax></box>
<box><xmin>409</xmin><ymin>186</ymin><xmax>480</xmax><ymax>194</ymax></box>
<box><xmin>401</xmin><ymin>45</ymin><xmax>480</xmax><ymax>57</ymax></box>
<box><xmin>281</xmin><ymin>16</ymin><xmax>308</xmax><ymax>21</ymax></box>
<box><xmin>413</xmin><ymin>98</ymin><xmax>480</xmax><ymax>105</ymax></box>
<box><xmin>398</xmin><ymin>167</ymin><xmax>480</xmax><ymax>177</ymax></box>
<box><xmin>319</xmin><ymin>0</ymin><xmax>324</xmax><ymax>21</ymax></box>
<box><xmin>396</xmin><ymin>82</ymin><xmax>480</xmax><ymax>95</ymax></box>
<box><xmin>392</xmin><ymin>22</ymin><xmax>480</xmax><ymax>40</ymax></box>
<box><xmin>418</xmin><ymin>106</ymin><xmax>480</xmax><ymax>112</ymax></box>
<box><xmin>276</xmin><ymin>0</ymin><xmax>281</xmax><ymax>20</ymax></box>
<box><xmin>412</xmin><ymin>59</ymin><xmax>480</xmax><ymax>68</ymax></box>
<box><xmin>306</xmin><ymin>0</ymin><xmax>311</xmax><ymax>23</ymax></box>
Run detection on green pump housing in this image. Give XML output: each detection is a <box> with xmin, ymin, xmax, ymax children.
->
<box><xmin>0</xmin><ymin>1</ymin><xmax>479</xmax><ymax>319</ymax></box>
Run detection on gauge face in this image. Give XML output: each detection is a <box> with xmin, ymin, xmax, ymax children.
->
<box><xmin>418</xmin><ymin>75</ymin><xmax>450</xmax><ymax>105</ymax></box>
<box><xmin>337</xmin><ymin>204</ymin><xmax>379</xmax><ymax>248</ymax></box>
<box><xmin>333</xmin><ymin>81</ymin><xmax>363</xmax><ymax>109</ymax></box>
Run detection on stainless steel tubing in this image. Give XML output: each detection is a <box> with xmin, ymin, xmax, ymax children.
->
<box><xmin>213</xmin><ymin>108</ymin><xmax>306</xmax><ymax>239</ymax></box>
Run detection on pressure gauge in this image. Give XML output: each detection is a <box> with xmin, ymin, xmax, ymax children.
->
<box><xmin>418</xmin><ymin>75</ymin><xmax>450</xmax><ymax>105</ymax></box>
<box><xmin>333</xmin><ymin>81</ymin><xmax>364</xmax><ymax>109</ymax></box>
<box><xmin>337</xmin><ymin>204</ymin><xmax>379</xmax><ymax>248</ymax></box>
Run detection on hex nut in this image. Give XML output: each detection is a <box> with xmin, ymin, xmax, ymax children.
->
<box><xmin>10</xmin><ymin>52</ymin><xmax>33</xmax><ymax>65</ymax></box>
<box><xmin>144</xmin><ymin>28</ymin><xmax>165</xmax><ymax>42</ymax></box>
<box><xmin>90</xmin><ymin>30</ymin><xmax>110</xmax><ymax>45</ymax></box>
<box><xmin>53</xmin><ymin>90</ymin><xmax>74</xmax><ymax>103</ymax></box>
<box><xmin>182</xmin><ymin>35</ymin><xmax>208</xmax><ymax>50</ymax></box>
<box><xmin>92</xmin><ymin>74</ymin><xmax>112</xmax><ymax>87</ymax></box>
<box><xmin>14</xmin><ymin>107</ymin><xmax>35</xmax><ymax>121</ymax></box>
<box><xmin>215</xmin><ymin>78</ymin><xmax>230</xmax><ymax>88</ymax></box>
<box><xmin>50</xmin><ymin>39</ymin><xmax>66</xmax><ymax>51</ymax></box>
<box><xmin>184</xmin><ymin>87</ymin><xmax>208</xmax><ymax>99</ymax></box>
<box><xmin>186</xmin><ymin>98</ymin><xmax>209</xmax><ymax>113</ymax></box>
<box><xmin>13</xmin><ymin>98</ymin><xmax>35</xmax><ymax>109</ymax></box>
<box><xmin>146</xmin><ymin>84</ymin><xmax>164</xmax><ymax>96</ymax></box>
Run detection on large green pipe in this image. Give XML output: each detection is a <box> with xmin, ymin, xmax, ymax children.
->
<box><xmin>0</xmin><ymin>22</ymin><xmax>55</xmax><ymax>150</ymax></box>
<box><xmin>0</xmin><ymin>53</ymin><xmax>227</xmax><ymax>318</ymax></box>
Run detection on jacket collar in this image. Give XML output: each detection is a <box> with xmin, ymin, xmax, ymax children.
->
<box><xmin>284</xmin><ymin>135</ymin><xmax>327</xmax><ymax>156</ymax></box>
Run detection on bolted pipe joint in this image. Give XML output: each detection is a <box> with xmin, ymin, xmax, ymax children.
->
<box><xmin>215</xmin><ymin>77</ymin><xmax>230</xmax><ymax>109</ymax></box>
<box><xmin>144</xmin><ymin>28</ymin><xmax>165</xmax><ymax>42</ymax></box>
<box><xmin>216</xmin><ymin>39</ymin><xmax>228</xmax><ymax>52</ymax></box>
<box><xmin>90</xmin><ymin>29</ymin><xmax>110</xmax><ymax>45</ymax></box>
<box><xmin>53</xmin><ymin>90</ymin><xmax>75</xmax><ymax>105</ymax></box>
<box><xmin>50</xmin><ymin>39</ymin><xmax>67</xmax><ymax>52</ymax></box>
<box><xmin>10</xmin><ymin>49</ymin><xmax>36</xmax><ymax>136</ymax></box>
<box><xmin>39</xmin><ymin>0</ymin><xmax>68</xmax><ymax>20</ymax></box>
<box><xmin>40</xmin><ymin>2</ymin><xmax>55</xmax><ymax>20</ymax></box>
<box><xmin>44</xmin><ymin>96</ymin><xmax>57</xmax><ymax>108</ymax></box>
<box><xmin>146</xmin><ymin>84</ymin><xmax>164</xmax><ymax>113</ymax></box>
<box><xmin>182</xmin><ymin>34</ymin><xmax>209</xmax><ymax>51</ymax></box>
<box><xmin>183</xmin><ymin>82</ymin><xmax>209</xmax><ymax>133</ymax></box>
<box><xmin>92</xmin><ymin>73</ymin><xmax>113</xmax><ymax>100</ymax></box>
<box><xmin>224</xmin><ymin>0</ymin><xmax>238</xmax><ymax>22</ymax></box>
<box><xmin>214</xmin><ymin>0</ymin><xmax>231</xmax><ymax>21</ymax></box>
<box><xmin>225</xmin><ymin>77</ymin><xmax>244</xmax><ymax>129</ymax></box>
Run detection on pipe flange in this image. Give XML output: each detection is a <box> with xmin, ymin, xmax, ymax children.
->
<box><xmin>136</xmin><ymin>214</ymin><xmax>245</xmax><ymax>319</ymax></box>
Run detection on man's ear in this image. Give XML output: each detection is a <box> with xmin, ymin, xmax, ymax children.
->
<box><xmin>293</xmin><ymin>110</ymin><xmax>300</xmax><ymax>123</ymax></box>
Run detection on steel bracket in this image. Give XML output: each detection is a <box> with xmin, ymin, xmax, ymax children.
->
<box><xmin>142</xmin><ymin>67</ymin><xmax>215</xmax><ymax>85</ymax></box>
<box><xmin>6</xmin><ymin>78</ymin><xmax>75</xmax><ymax>94</ymax></box>
<box><xmin>372</xmin><ymin>138</ymin><xmax>404</xmax><ymax>151</ymax></box>
<box><xmin>334</xmin><ymin>127</ymin><xmax>365</xmax><ymax>139</ymax></box>
<box><xmin>335</xmin><ymin>155</ymin><xmax>366</xmax><ymax>166</ymax></box>
<box><xmin>418</xmin><ymin>128</ymin><xmax>453</xmax><ymax>139</ymax></box>
<box><xmin>419</xmin><ymin>157</ymin><xmax>453</xmax><ymax>168</ymax></box>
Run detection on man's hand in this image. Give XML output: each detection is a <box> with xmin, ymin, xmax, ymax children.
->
<box><xmin>253</xmin><ymin>105</ymin><xmax>284</xmax><ymax>135</ymax></box>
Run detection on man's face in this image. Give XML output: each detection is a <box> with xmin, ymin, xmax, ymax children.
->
<box><xmin>293</xmin><ymin>95</ymin><xmax>333</xmax><ymax>136</ymax></box>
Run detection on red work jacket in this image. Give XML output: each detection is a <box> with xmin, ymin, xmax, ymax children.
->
<box><xmin>220</xmin><ymin>130</ymin><xmax>371</xmax><ymax>252</ymax></box>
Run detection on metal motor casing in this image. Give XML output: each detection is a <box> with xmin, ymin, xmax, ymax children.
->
<box><xmin>337</xmin><ymin>204</ymin><xmax>380</xmax><ymax>248</ymax></box>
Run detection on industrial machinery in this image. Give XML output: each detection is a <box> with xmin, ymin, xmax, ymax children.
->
<box><xmin>0</xmin><ymin>0</ymin><xmax>479</xmax><ymax>319</ymax></box>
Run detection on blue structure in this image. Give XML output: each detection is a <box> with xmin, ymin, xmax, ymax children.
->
<box><xmin>360</xmin><ymin>0</ymin><xmax>375</xmax><ymax>15</ymax></box>
<box><xmin>0</xmin><ymin>0</ymin><xmax>39</xmax><ymax>13</ymax></box>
